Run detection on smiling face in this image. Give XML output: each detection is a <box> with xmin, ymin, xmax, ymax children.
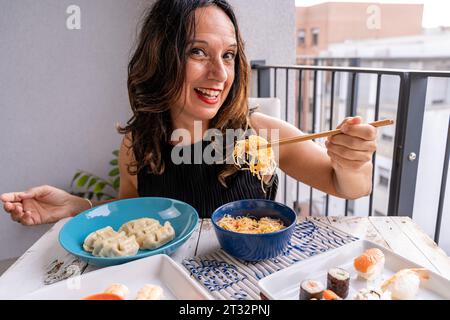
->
<box><xmin>171</xmin><ymin>5</ymin><xmax>237</xmax><ymax>129</ymax></box>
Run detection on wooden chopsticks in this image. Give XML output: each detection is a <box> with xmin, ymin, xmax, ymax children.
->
<box><xmin>266</xmin><ymin>119</ymin><xmax>395</xmax><ymax>148</ymax></box>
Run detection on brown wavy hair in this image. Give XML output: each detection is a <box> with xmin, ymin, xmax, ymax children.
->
<box><xmin>118</xmin><ymin>0</ymin><xmax>250</xmax><ymax>187</ymax></box>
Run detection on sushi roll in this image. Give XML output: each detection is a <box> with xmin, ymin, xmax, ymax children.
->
<box><xmin>327</xmin><ymin>267</ymin><xmax>350</xmax><ymax>298</ymax></box>
<box><xmin>353</xmin><ymin>248</ymin><xmax>385</xmax><ymax>280</ymax></box>
<box><xmin>381</xmin><ymin>268</ymin><xmax>429</xmax><ymax>300</ymax></box>
<box><xmin>299</xmin><ymin>279</ymin><xmax>324</xmax><ymax>300</ymax></box>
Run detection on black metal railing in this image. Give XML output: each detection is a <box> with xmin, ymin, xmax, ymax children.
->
<box><xmin>251</xmin><ymin>61</ymin><xmax>450</xmax><ymax>244</ymax></box>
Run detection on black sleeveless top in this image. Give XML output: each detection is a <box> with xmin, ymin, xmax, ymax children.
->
<box><xmin>137</xmin><ymin>140</ymin><xmax>278</xmax><ymax>218</ymax></box>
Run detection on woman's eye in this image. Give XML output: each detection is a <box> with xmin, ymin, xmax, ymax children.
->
<box><xmin>223</xmin><ymin>52</ymin><xmax>236</xmax><ymax>60</ymax></box>
<box><xmin>190</xmin><ymin>48</ymin><xmax>206</xmax><ymax>57</ymax></box>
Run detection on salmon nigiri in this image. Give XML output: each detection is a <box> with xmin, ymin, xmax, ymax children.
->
<box><xmin>354</xmin><ymin>248</ymin><xmax>385</xmax><ymax>280</ymax></box>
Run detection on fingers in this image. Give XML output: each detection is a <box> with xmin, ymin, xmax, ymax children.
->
<box><xmin>336</xmin><ymin>116</ymin><xmax>377</xmax><ymax>141</ymax></box>
<box><xmin>0</xmin><ymin>192</ymin><xmax>27</xmax><ymax>203</ymax></box>
<box><xmin>8</xmin><ymin>202</ymin><xmax>24</xmax><ymax>222</ymax></box>
<box><xmin>325</xmin><ymin>140</ymin><xmax>373</xmax><ymax>162</ymax></box>
<box><xmin>20</xmin><ymin>212</ymin><xmax>36</xmax><ymax>226</ymax></box>
<box><xmin>0</xmin><ymin>185</ymin><xmax>51</xmax><ymax>203</ymax></box>
<box><xmin>14</xmin><ymin>187</ymin><xmax>42</xmax><ymax>200</ymax></box>
<box><xmin>3</xmin><ymin>201</ymin><xmax>35</xmax><ymax>226</ymax></box>
<box><xmin>336</xmin><ymin>116</ymin><xmax>362</xmax><ymax>129</ymax></box>
<box><xmin>327</xmin><ymin>149</ymin><xmax>368</xmax><ymax>170</ymax></box>
<box><xmin>327</xmin><ymin>134</ymin><xmax>377</xmax><ymax>152</ymax></box>
<box><xmin>341</xmin><ymin>123</ymin><xmax>377</xmax><ymax>141</ymax></box>
<box><xmin>4</xmin><ymin>201</ymin><xmax>22</xmax><ymax>214</ymax></box>
<box><xmin>326</xmin><ymin>121</ymin><xmax>376</xmax><ymax>170</ymax></box>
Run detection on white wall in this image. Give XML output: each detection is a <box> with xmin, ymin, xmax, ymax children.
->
<box><xmin>0</xmin><ymin>0</ymin><xmax>296</xmax><ymax>261</ymax></box>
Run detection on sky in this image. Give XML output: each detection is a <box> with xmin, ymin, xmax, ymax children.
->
<box><xmin>295</xmin><ymin>0</ymin><xmax>450</xmax><ymax>28</ymax></box>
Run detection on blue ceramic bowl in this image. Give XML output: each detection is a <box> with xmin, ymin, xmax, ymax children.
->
<box><xmin>59</xmin><ymin>197</ymin><xmax>199</xmax><ymax>267</ymax></box>
<box><xmin>211</xmin><ymin>199</ymin><xmax>297</xmax><ymax>261</ymax></box>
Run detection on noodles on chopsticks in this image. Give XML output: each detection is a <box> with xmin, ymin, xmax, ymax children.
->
<box><xmin>233</xmin><ymin>135</ymin><xmax>277</xmax><ymax>192</ymax></box>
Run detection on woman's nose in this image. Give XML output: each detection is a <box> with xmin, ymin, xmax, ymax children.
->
<box><xmin>208</xmin><ymin>58</ymin><xmax>228</xmax><ymax>83</ymax></box>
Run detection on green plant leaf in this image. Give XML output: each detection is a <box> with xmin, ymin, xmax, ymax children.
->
<box><xmin>93</xmin><ymin>182</ymin><xmax>106</xmax><ymax>194</ymax></box>
<box><xmin>77</xmin><ymin>175</ymin><xmax>90</xmax><ymax>188</ymax></box>
<box><xmin>113</xmin><ymin>177</ymin><xmax>120</xmax><ymax>190</ymax></box>
<box><xmin>87</xmin><ymin>178</ymin><xmax>98</xmax><ymax>189</ymax></box>
<box><xmin>109</xmin><ymin>159</ymin><xmax>118</xmax><ymax>166</ymax></box>
<box><xmin>112</xmin><ymin>150</ymin><xmax>119</xmax><ymax>157</ymax></box>
<box><xmin>70</xmin><ymin>172</ymin><xmax>82</xmax><ymax>187</ymax></box>
<box><xmin>109</xmin><ymin>168</ymin><xmax>119</xmax><ymax>177</ymax></box>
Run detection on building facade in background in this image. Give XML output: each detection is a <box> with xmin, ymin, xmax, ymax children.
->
<box><xmin>296</xmin><ymin>2</ymin><xmax>423</xmax><ymax>58</ymax></box>
<box><xmin>294</xmin><ymin>2</ymin><xmax>450</xmax><ymax>253</ymax></box>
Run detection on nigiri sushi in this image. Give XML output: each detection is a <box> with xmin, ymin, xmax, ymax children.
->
<box><xmin>381</xmin><ymin>268</ymin><xmax>429</xmax><ymax>300</ymax></box>
<box><xmin>354</xmin><ymin>248</ymin><xmax>385</xmax><ymax>280</ymax></box>
<box><xmin>82</xmin><ymin>283</ymin><xmax>129</xmax><ymax>300</ymax></box>
<box><xmin>136</xmin><ymin>284</ymin><xmax>164</xmax><ymax>300</ymax></box>
<box><xmin>104</xmin><ymin>283</ymin><xmax>129</xmax><ymax>299</ymax></box>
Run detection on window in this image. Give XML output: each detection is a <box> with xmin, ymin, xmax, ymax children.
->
<box><xmin>381</xmin><ymin>133</ymin><xmax>393</xmax><ymax>142</ymax></box>
<box><xmin>311</xmin><ymin>28</ymin><xmax>319</xmax><ymax>46</ymax></box>
<box><xmin>432</xmin><ymin>99</ymin><xmax>445</xmax><ymax>105</ymax></box>
<box><xmin>378</xmin><ymin>167</ymin><xmax>390</xmax><ymax>188</ymax></box>
<box><xmin>347</xmin><ymin>200</ymin><xmax>354</xmax><ymax>215</ymax></box>
<box><xmin>297</xmin><ymin>29</ymin><xmax>305</xmax><ymax>46</ymax></box>
<box><xmin>379</xmin><ymin>175</ymin><xmax>389</xmax><ymax>187</ymax></box>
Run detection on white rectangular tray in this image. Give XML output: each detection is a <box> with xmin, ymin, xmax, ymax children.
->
<box><xmin>258</xmin><ymin>239</ymin><xmax>450</xmax><ymax>300</ymax></box>
<box><xmin>20</xmin><ymin>254</ymin><xmax>212</xmax><ymax>300</ymax></box>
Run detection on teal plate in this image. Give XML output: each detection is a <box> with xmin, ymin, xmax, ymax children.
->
<box><xmin>59</xmin><ymin>197</ymin><xmax>199</xmax><ymax>267</ymax></box>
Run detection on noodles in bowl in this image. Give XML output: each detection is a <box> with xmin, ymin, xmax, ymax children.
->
<box><xmin>217</xmin><ymin>215</ymin><xmax>285</xmax><ymax>234</ymax></box>
<box><xmin>212</xmin><ymin>199</ymin><xmax>297</xmax><ymax>261</ymax></box>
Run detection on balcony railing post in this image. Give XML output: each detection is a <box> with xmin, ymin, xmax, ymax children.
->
<box><xmin>434</xmin><ymin>115</ymin><xmax>450</xmax><ymax>243</ymax></box>
<box><xmin>388</xmin><ymin>73</ymin><xmax>428</xmax><ymax>217</ymax></box>
<box><xmin>251</xmin><ymin>60</ymin><xmax>271</xmax><ymax>98</ymax></box>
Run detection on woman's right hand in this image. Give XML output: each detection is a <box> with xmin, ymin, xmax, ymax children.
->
<box><xmin>0</xmin><ymin>185</ymin><xmax>91</xmax><ymax>226</ymax></box>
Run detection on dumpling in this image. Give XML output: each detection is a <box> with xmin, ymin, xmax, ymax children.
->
<box><xmin>141</xmin><ymin>221</ymin><xmax>175</xmax><ymax>250</ymax></box>
<box><xmin>83</xmin><ymin>226</ymin><xmax>139</xmax><ymax>257</ymax></box>
<box><xmin>83</xmin><ymin>226</ymin><xmax>117</xmax><ymax>252</ymax></box>
<box><xmin>91</xmin><ymin>232</ymin><xmax>140</xmax><ymax>257</ymax></box>
<box><xmin>136</xmin><ymin>284</ymin><xmax>164</xmax><ymax>300</ymax></box>
<box><xmin>119</xmin><ymin>218</ymin><xmax>160</xmax><ymax>236</ymax></box>
<box><xmin>119</xmin><ymin>218</ymin><xmax>175</xmax><ymax>250</ymax></box>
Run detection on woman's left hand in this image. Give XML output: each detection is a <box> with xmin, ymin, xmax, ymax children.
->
<box><xmin>324</xmin><ymin>116</ymin><xmax>377</xmax><ymax>171</ymax></box>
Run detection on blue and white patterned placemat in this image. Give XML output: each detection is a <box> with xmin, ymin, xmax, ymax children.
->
<box><xmin>182</xmin><ymin>219</ymin><xmax>359</xmax><ymax>300</ymax></box>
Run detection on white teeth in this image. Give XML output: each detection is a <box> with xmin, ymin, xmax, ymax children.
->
<box><xmin>196</xmin><ymin>88</ymin><xmax>220</xmax><ymax>98</ymax></box>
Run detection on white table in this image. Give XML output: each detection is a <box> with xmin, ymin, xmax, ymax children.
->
<box><xmin>1</xmin><ymin>216</ymin><xmax>449</xmax><ymax>299</ymax></box>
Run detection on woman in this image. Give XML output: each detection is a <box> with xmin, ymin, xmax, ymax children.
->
<box><xmin>1</xmin><ymin>0</ymin><xmax>376</xmax><ymax>225</ymax></box>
